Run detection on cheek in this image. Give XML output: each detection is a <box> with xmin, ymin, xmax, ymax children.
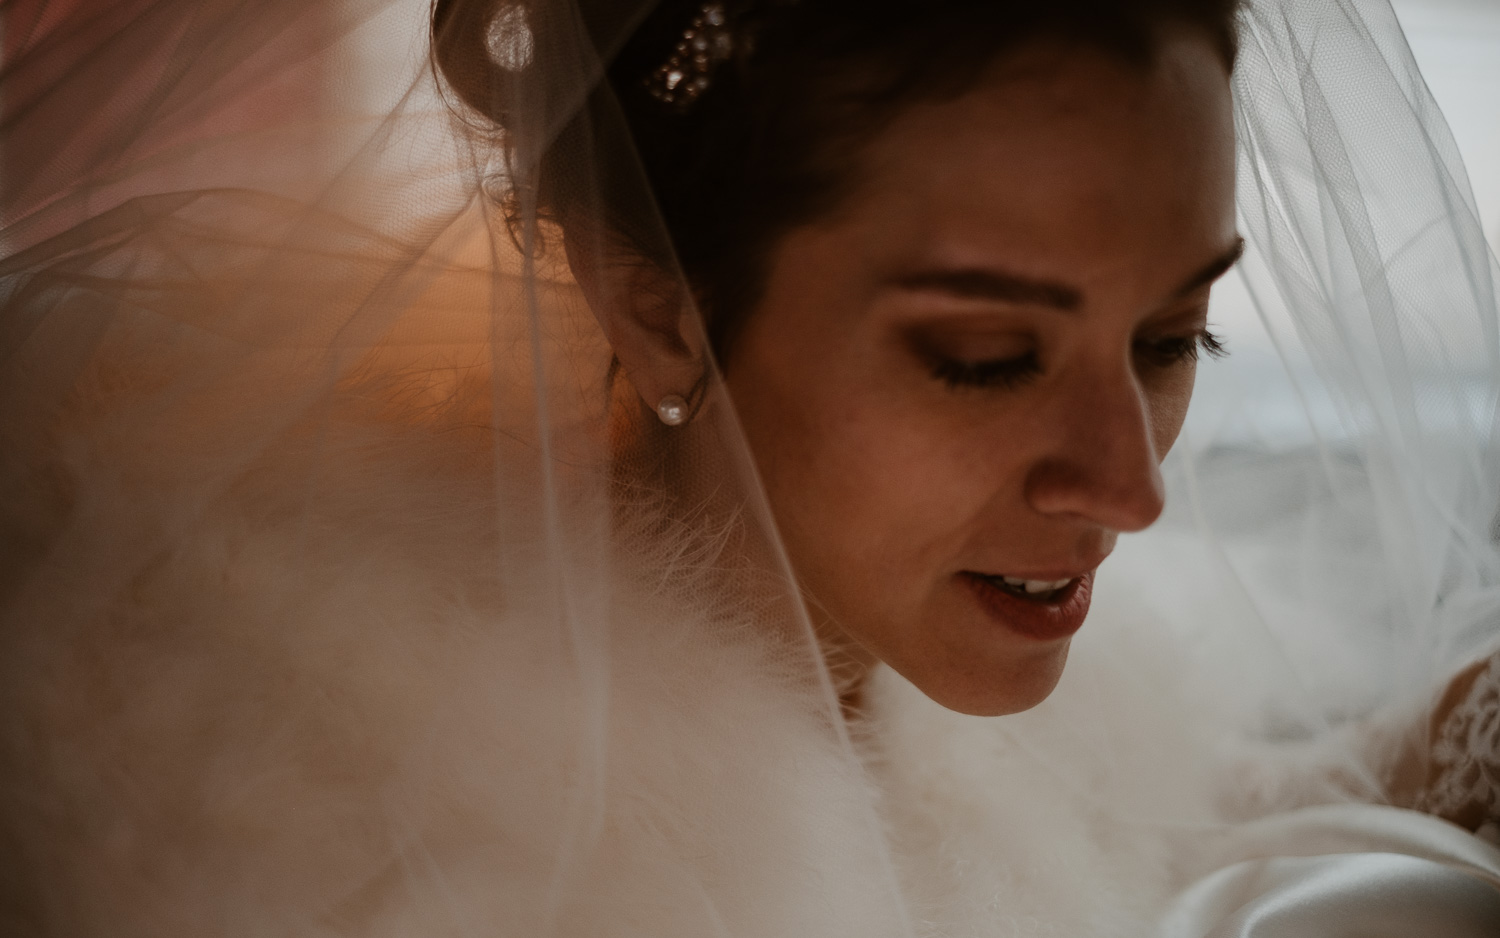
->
<box><xmin>738</xmin><ymin>365</ymin><xmax>956</xmax><ymax>571</ymax></box>
<box><xmin>726</xmin><ymin>325</ymin><xmax>1023</xmax><ymax>607</ymax></box>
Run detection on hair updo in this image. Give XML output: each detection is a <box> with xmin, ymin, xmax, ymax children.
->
<box><xmin>432</xmin><ymin>0</ymin><xmax>1240</xmax><ymax>361</ymax></box>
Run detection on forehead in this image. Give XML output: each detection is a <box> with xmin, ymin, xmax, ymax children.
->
<box><xmin>842</xmin><ymin>33</ymin><xmax>1236</xmax><ymax>275</ymax></box>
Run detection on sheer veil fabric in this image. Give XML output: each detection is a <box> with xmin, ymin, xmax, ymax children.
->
<box><xmin>0</xmin><ymin>0</ymin><xmax>1497</xmax><ymax>936</ymax></box>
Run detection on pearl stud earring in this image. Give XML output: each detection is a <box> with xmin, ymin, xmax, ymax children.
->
<box><xmin>656</xmin><ymin>394</ymin><xmax>689</xmax><ymax>426</ymax></box>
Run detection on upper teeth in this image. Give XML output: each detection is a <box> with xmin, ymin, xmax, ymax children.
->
<box><xmin>1001</xmin><ymin>576</ymin><xmax>1072</xmax><ymax>594</ymax></box>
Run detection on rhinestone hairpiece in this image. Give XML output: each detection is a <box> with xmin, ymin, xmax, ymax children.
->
<box><xmin>646</xmin><ymin>2</ymin><xmax>736</xmax><ymax>109</ymax></box>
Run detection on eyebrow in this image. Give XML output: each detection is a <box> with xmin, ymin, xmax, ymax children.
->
<box><xmin>891</xmin><ymin>268</ymin><xmax>1082</xmax><ymax>310</ymax></box>
<box><xmin>1171</xmin><ymin>236</ymin><xmax>1246</xmax><ymax>300</ymax></box>
<box><xmin>890</xmin><ymin>236</ymin><xmax>1246</xmax><ymax>311</ymax></box>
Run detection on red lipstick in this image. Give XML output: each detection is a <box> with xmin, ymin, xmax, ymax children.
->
<box><xmin>963</xmin><ymin>570</ymin><xmax>1094</xmax><ymax>641</ymax></box>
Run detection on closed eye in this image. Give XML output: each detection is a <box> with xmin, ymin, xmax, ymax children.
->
<box><xmin>1135</xmin><ymin>328</ymin><xmax>1227</xmax><ymax>368</ymax></box>
<box><xmin>925</xmin><ymin>327</ymin><xmax>1225</xmax><ymax>390</ymax></box>
<box><xmin>930</xmin><ymin>351</ymin><xmax>1042</xmax><ymax>389</ymax></box>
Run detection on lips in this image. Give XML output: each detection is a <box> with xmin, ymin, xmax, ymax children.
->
<box><xmin>963</xmin><ymin>569</ymin><xmax>1095</xmax><ymax>641</ymax></box>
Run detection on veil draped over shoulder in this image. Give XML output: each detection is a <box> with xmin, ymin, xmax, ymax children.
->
<box><xmin>1</xmin><ymin>0</ymin><xmax>1498</xmax><ymax>935</ymax></box>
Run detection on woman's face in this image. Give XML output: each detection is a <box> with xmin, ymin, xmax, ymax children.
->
<box><xmin>722</xmin><ymin>33</ymin><xmax>1239</xmax><ymax>716</ymax></box>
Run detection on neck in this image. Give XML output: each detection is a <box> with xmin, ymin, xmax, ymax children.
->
<box><xmin>611</xmin><ymin>384</ymin><xmax>879</xmax><ymax>723</ymax></box>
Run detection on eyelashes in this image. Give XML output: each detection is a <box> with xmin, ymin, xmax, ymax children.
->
<box><xmin>1135</xmin><ymin>328</ymin><xmax>1228</xmax><ymax>368</ymax></box>
<box><xmin>931</xmin><ymin>352</ymin><xmax>1042</xmax><ymax>390</ymax></box>
<box><xmin>930</xmin><ymin>328</ymin><xmax>1227</xmax><ymax>390</ymax></box>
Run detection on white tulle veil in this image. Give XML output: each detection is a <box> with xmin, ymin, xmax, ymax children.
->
<box><xmin>1</xmin><ymin>0</ymin><xmax>1496</xmax><ymax>933</ymax></box>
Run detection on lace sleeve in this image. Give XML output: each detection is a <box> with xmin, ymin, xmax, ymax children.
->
<box><xmin>1415</xmin><ymin>656</ymin><xmax>1500</xmax><ymax>844</ymax></box>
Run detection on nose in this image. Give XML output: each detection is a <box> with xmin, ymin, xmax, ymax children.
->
<box><xmin>1022</xmin><ymin>368</ymin><xmax>1166</xmax><ymax>533</ymax></box>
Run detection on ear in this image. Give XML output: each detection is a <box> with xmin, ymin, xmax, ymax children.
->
<box><xmin>562</xmin><ymin>224</ymin><xmax>706</xmax><ymax>415</ymax></box>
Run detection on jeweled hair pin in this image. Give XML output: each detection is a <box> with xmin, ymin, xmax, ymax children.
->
<box><xmin>646</xmin><ymin>2</ymin><xmax>737</xmax><ymax>109</ymax></box>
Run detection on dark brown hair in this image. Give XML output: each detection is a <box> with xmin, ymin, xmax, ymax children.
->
<box><xmin>433</xmin><ymin>0</ymin><xmax>1240</xmax><ymax>359</ymax></box>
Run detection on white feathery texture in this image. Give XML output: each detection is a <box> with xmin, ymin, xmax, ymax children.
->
<box><xmin>4</xmin><ymin>335</ymin><xmax>1498</xmax><ymax>938</ymax></box>
<box><xmin>0</xmin><ymin>361</ymin><xmax>902</xmax><ymax>938</ymax></box>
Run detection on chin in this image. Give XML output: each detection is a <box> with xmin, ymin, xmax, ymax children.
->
<box><xmin>904</xmin><ymin>641</ymin><xmax>1072</xmax><ymax>718</ymax></box>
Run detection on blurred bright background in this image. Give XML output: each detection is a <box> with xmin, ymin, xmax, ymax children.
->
<box><xmin>1147</xmin><ymin>0</ymin><xmax>1500</xmax><ymax>699</ymax></box>
<box><xmin>1391</xmin><ymin>0</ymin><xmax>1500</xmax><ymax>241</ymax></box>
<box><xmin>1185</xmin><ymin>0</ymin><xmax>1500</xmax><ymax>452</ymax></box>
